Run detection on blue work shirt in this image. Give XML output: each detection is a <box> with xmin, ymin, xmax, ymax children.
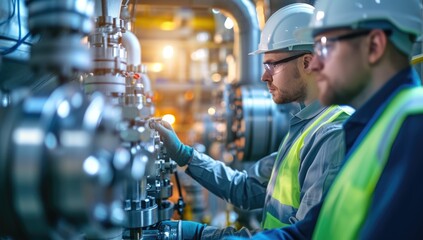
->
<box><xmin>186</xmin><ymin>102</ymin><xmax>350</xmax><ymax>239</ymax></box>
<box><xmin>244</xmin><ymin>67</ymin><xmax>423</xmax><ymax>239</ymax></box>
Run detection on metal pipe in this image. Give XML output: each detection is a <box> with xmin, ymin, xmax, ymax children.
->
<box><xmin>209</xmin><ymin>0</ymin><xmax>261</xmax><ymax>85</ymax></box>
<box><xmin>101</xmin><ymin>0</ymin><xmax>108</xmax><ymax>18</ymax></box>
<box><xmin>139</xmin><ymin>0</ymin><xmax>262</xmax><ymax>85</ymax></box>
<box><xmin>122</xmin><ymin>31</ymin><xmax>141</xmax><ymax>67</ymax></box>
<box><xmin>95</xmin><ymin>0</ymin><xmax>123</xmax><ymax>18</ymax></box>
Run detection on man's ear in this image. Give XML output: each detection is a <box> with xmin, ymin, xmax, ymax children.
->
<box><xmin>303</xmin><ymin>53</ymin><xmax>313</xmax><ymax>73</ymax></box>
<box><xmin>368</xmin><ymin>29</ymin><xmax>387</xmax><ymax>64</ymax></box>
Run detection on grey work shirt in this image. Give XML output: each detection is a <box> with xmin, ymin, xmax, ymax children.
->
<box><xmin>185</xmin><ymin>101</ymin><xmax>351</xmax><ymax>239</ymax></box>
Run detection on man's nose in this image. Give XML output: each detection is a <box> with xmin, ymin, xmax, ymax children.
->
<box><xmin>310</xmin><ymin>55</ymin><xmax>323</xmax><ymax>73</ymax></box>
<box><xmin>261</xmin><ymin>70</ymin><xmax>272</xmax><ymax>82</ymax></box>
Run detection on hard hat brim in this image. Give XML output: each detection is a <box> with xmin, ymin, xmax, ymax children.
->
<box><xmin>248</xmin><ymin>49</ymin><xmax>268</xmax><ymax>55</ymax></box>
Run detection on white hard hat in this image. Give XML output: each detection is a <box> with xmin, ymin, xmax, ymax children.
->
<box><xmin>249</xmin><ymin>3</ymin><xmax>315</xmax><ymax>55</ymax></box>
<box><xmin>305</xmin><ymin>0</ymin><xmax>423</xmax><ymax>55</ymax></box>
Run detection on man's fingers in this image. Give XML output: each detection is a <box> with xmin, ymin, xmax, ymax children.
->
<box><xmin>159</xmin><ymin>120</ymin><xmax>173</xmax><ymax>129</ymax></box>
<box><xmin>150</xmin><ymin>121</ymin><xmax>167</xmax><ymax>133</ymax></box>
<box><xmin>150</xmin><ymin>119</ymin><xmax>175</xmax><ymax>135</ymax></box>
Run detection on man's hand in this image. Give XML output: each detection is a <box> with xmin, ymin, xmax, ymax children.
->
<box><xmin>150</xmin><ymin>120</ymin><xmax>193</xmax><ymax>166</ymax></box>
<box><xmin>159</xmin><ymin>220</ymin><xmax>207</xmax><ymax>240</ymax></box>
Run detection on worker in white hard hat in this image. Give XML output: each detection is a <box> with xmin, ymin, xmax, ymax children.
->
<box><xmin>234</xmin><ymin>0</ymin><xmax>423</xmax><ymax>239</ymax></box>
<box><xmin>151</xmin><ymin>3</ymin><xmax>352</xmax><ymax>239</ymax></box>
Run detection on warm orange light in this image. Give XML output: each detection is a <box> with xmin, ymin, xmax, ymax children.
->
<box><xmin>160</xmin><ymin>21</ymin><xmax>176</xmax><ymax>31</ymax></box>
<box><xmin>147</xmin><ymin>63</ymin><xmax>163</xmax><ymax>73</ymax></box>
<box><xmin>184</xmin><ymin>91</ymin><xmax>194</xmax><ymax>101</ymax></box>
<box><xmin>162</xmin><ymin>45</ymin><xmax>174</xmax><ymax>59</ymax></box>
<box><xmin>153</xmin><ymin>91</ymin><xmax>162</xmax><ymax>102</ymax></box>
<box><xmin>162</xmin><ymin>114</ymin><xmax>176</xmax><ymax>125</ymax></box>
<box><xmin>211</xmin><ymin>73</ymin><xmax>222</xmax><ymax>83</ymax></box>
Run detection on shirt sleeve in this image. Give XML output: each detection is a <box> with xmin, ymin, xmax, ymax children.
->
<box><xmin>201</xmin><ymin>225</ymin><xmax>256</xmax><ymax>239</ymax></box>
<box><xmin>294</xmin><ymin>120</ymin><xmax>346</xmax><ymax>222</ymax></box>
<box><xmin>185</xmin><ymin>151</ymin><xmax>277</xmax><ymax>210</ymax></box>
<box><xmin>360</xmin><ymin>115</ymin><xmax>423</xmax><ymax>239</ymax></box>
<box><xmin>223</xmin><ymin>202</ymin><xmax>321</xmax><ymax>240</ymax></box>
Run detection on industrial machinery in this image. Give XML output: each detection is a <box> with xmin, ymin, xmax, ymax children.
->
<box><xmin>0</xmin><ymin>0</ymin><xmax>181</xmax><ymax>239</ymax></box>
<box><xmin>0</xmin><ymin>0</ymin><xmax>129</xmax><ymax>239</ymax></box>
<box><xmin>0</xmin><ymin>0</ymin><xmax>301</xmax><ymax>239</ymax></box>
<box><xmin>84</xmin><ymin>1</ymin><xmax>184</xmax><ymax>239</ymax></box>
<box><xmin>222</xmin><ymin>84</ymin><xmax>294</xmax><ymax>161</ymax></box>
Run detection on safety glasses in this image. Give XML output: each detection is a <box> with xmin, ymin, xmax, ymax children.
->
<box><xmin>263</xmin><ymin>52</ymin><xmax>310</xmax><ymax>75</ymax></box>
<box><xmin>313</xmin><ymin>30</ymin><xmax>372</xmax><ymax>62</ymax></box>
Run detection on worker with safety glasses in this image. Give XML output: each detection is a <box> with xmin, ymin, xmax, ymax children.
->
<box><xmin>151</xmin><ymin>3</ymin><xmax>352</xmax><ymax>239</ymax></box>
<box><xmin>229</xmin><ymin>0</ymin><xmax>423</xmax><ymax>239</ymax></box>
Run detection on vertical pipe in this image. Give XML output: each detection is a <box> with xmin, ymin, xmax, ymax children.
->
<box><xmin>192</xmin><ymin>0</ymin><xmax>262</xmax><ymax>85</ymax></box>
<box><xmin>94</xmin><ymin>0</ymin><xmax>123</xmax><ymax>18</ymax></box>
<box><xmin>122</xmin><ymin>31</ymin><xmax>141</xmax><ymax>67</ymax></box>
<box><xmin>101</xmin><ymin>0</ymin><xmax>108</xmax><ymax>18</ymax></box>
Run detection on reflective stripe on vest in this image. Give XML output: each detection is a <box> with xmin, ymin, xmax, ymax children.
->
<box><xmin>313</xmin><ymin>87</ymin><xmax>423</xmax><ymax>240</ymax></box>
<box><xmin>262</xmin><ymin>105</ymin><xmax>346</xmax><ymax>229</ymax></box>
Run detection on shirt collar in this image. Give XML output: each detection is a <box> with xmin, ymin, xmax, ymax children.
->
<box><xmin>292</xmin><ymin>100</ymin><xmax>327</xmax><ymax>121</ymax></box>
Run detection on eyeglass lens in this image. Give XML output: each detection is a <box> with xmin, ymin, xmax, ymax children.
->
<box><xmin>264</xmin><ymin>52</ymin><xmax>309</xmax><ymax>74</ymax></box>
<box><xmin>313</xmin><ymin>30</ymin><xmax>372</xmax><ymax>61</ymax></box>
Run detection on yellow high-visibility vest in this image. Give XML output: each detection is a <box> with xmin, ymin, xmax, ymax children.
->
<box><xmin>313</xmin><ymin>87</ymin><xmax>423</xmax><ymax>239</ymax></box>
<box><xmin>263</xmin><ymin>106</ymin><xmax>346</xmax><ymax>229</ymax></box>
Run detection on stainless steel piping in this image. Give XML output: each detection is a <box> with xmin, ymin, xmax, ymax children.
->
<box><xmin>122</xmin><ymin>30</ymin><xmax>141</xmax><ymax>67</ymax></box>
<box><xmin>94</xmin><ymin>0</ymin><xmax>123</xmax><ymax>18</ymax></box>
